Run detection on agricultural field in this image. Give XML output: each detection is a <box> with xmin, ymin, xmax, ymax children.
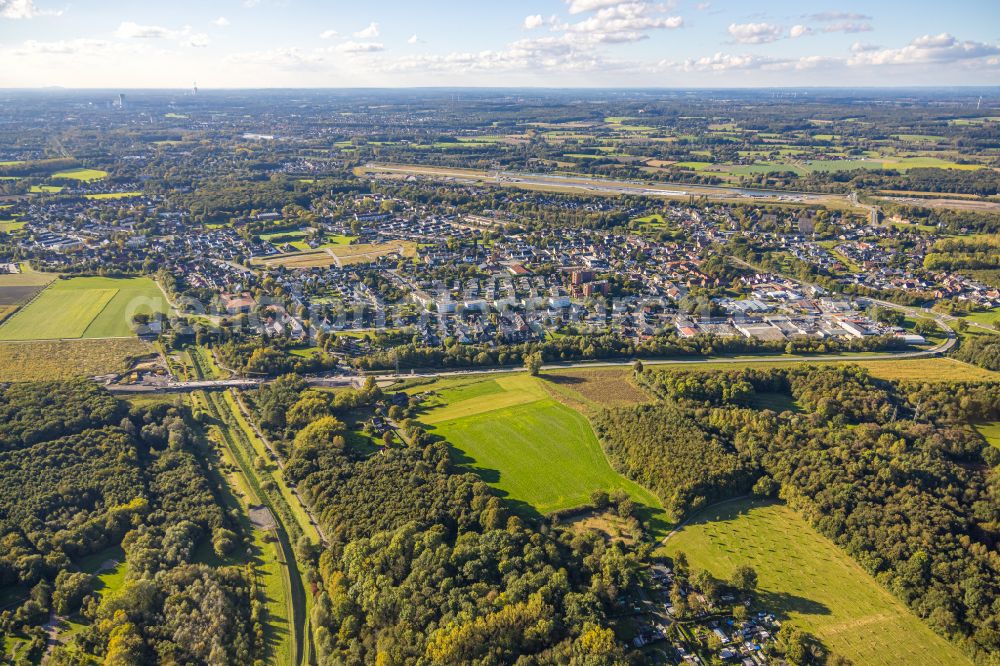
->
<box><xmin>541</xmin><ymin>367</ymin><xmax>652</xmax><ymax>412</ymax></box>
<box><xmin>0</xmin><ymin>263</ymin><xmax>55</xmax><ymax>298</ymax></box>
<box><xmin>663</xmin><ymin>500</ymin><xmax>972</xmax><ymax>666</ymax></box>
<box><xmin>29</xmin><ymin>185</ymin><xmax>63</xmax><ymax>193</ymax></box>
<box><xmin>51</xmin><ymin>167</ymin><xmax>109</xmax><ymax>181</ymax></box>
<box><xmin>417</xmin><ymin>373</ymin><xmax>663</xmax><ymax>518</ymax></box>
<box><xmin>0</xmin><ymin>276</ymin><xmax>169</xmax><ymax>340</ymax></box>
<box><xmin>0</xmin><ymin>337</ymin><xmax>152</xmax><ymax>380</ymax></box>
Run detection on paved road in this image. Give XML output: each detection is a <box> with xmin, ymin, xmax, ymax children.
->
<box><xmin>109</xmin><ymin>337</ymin><xmax>954</xmax><ymax>394</ymax></box>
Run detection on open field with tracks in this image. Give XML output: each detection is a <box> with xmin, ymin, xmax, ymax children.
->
<box><xmin>0</xmin><ymin>276</ymin><xmax>169</xmax><ymax>340</ymax></box>
<box><xmin>663</xmin><ymin>500</ymin><xmax>972</xmax><ymax>666</ymax></box>
<box><xmin>253</xmin><ymin>240</ymin><xmax>418</xmax><ymax>269</ymax></box>
<box><xmin>417</xmin><ymin>373</ymin><xmax>663</xmax><ymax>517</ymax></box>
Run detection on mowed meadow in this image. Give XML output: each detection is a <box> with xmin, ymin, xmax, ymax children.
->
<box><xmin>0</xmin><ymin>276</ymin><xmax>169</xmax><ymax>340</ymax></box>
<box><xmin>413</xmin><ymin>372</ymin><xmax>664</xmax><ymax>519</ymax></box>
<box><xmin>663</xmin><ymin>500</ymin><xmax>973</xmax><ymax>666</ymax></box>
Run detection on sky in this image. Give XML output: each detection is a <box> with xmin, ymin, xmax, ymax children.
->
<box><xmin>1</xmin><ymin>0</ymin><xmax>998</xmax><ymax>88</ymax></box>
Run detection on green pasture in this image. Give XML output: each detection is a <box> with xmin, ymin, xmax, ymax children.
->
<box><xmin>663</xmin><ymin>500</ymin><xmax>971</xmax><ymax>666</ymax></box>
<box><xmin>51</xmin><ymin>168</ymin><xmax>108</xmax><ymax>181</ymax></box>
<box><xmin>975</xmin><ymin>422</ymin><xmax>1000</xmax><ymax>450</ymax></box>
<box><xmin>0</xmin><ymin>276</ymin><xmax>169</xmax><ymax>340</ymax></box>
<box><xmin>419</xmin><ymin>374</ymin><xmax>664</xmax><ymax>519</ymax></box>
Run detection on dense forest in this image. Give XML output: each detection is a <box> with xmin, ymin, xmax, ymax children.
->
<box><xmin>239</xmin><ymin>376</ymin><xmax>640</xmax><ymax>664</ymax></box>
<box><xmin>594</xmin><ymin>366</ymin><xmax>1000</xmax><ymax>662</ymax></box>
<box><xmin>953</xmin><ymin>334</ymin><xmax>1000</xmax><ymax>371</ymax></box>
<box><xmin>0</xmin><ymin>381</ymin><xmax>258</xmax><ymax>664</ymax></box>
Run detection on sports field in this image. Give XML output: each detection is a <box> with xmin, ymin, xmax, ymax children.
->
<box><xmin>0</xmin><ymin>276</ymin><xmax>169</xmax><ymax>340</ymax></box>
<box><xmin>663</xmin><ymin>500</ymin><xmax>971</xmax><ymax>666</ymax></box>
<box><xmin>421</xmin><ymin>374</ymin><xmax>663</xmax><ymax>516</ymax></box>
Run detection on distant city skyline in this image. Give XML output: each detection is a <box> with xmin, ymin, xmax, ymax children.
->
<box><xmin>1</xmin><ymin>0</ymin><xmax>998</xmax><ymax>88</ymax></box>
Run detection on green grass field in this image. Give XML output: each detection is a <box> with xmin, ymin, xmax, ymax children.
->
<box><xmin>974</xmin><ymin>422</ymin><xmax>1000</xmax><ymax>450</ymax></box>
<box><xmin>421</xmin><ymin>374</ymin><xmax>663</xmax><ymax>517</ymax></box>
<box><xmin>29</xmin><ymin>184</ymin><xmax>63</xmax><ymax>193</ymax></box>
<box><xmin>664</xmin><ymin>500</ymin><xmax>971</xmax><ymax>666</ymax></box>
<box><xmin>0</xmin><ymin>276</ymin><xmax>169</xmax><ymax>340</ymax></box>
<box><xmin>51</xmin><ymin>168</ymin><xmax>109</xmax><ymax>181</ymax></box>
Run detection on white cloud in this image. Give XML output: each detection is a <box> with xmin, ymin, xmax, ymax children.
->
<box><xmin>822</xmin><ymin>21</ymin><xmax>872</xmax><ymax>34</ymax></box>
<box><xmin>727</xmin><ymin>22</ymin><xmax>783</xmax><ymax>44</ymax></box>
<box><xmin>407</xmin><ymin>34</ymin><xmax>420</xmax><ymax>44</ymax></box>
<box><xmin>354</xmin><ymin>22</ymin><xmax>379</xmax><ymax>39</ymax></box>
<box><xmin>367</xmin><ymin>1</ymin><xmax>680</xmax><ymax>77</ymax></box>
<box><xmin>116</xmin><ymin>21</ymin><xmax>175</xmax><ymax>39</ymax></box>
<box><xmin>789</xmin><ymin>24</ymin><xmax>812</xmax><ymax>38</ymax></box>
<box><xmin>558</xmin><ymin>3</ymin><xmax>683</xmax><ymax>44</ymax></box>
<box><xmin>336</xmin><ymin>41</ymin><xmax>384</xmax><ymax>54</ymax></box>
<box><xmin>0</xmin><ymin>0</ymin><xmax>61</xmax><ymax>19</ymax></box>
<box><xmin>319</xmin><ymin>29</ymin><xmax>339</xmax><ymax>39</ymax></box>
<box><xmin>848</xmin><ymin>33</ymin><xmax>1000</xmax><ymax>67</ymax></box>
<box><xmin>383</xmin><ymin>34</ymin><xmax>618</xmax><ymax>74</ymax></box>
<box><xmin>116</xmin><ymin>21</ymin><xmax>209</xmax><ymax>48</ymax></box>
<box><xmin>226</xmin><ymin>47</ymin><xmax>325</xmax><ymax>69</ymax></box>
<box><xmin>696</xmin><ymin>2</ymin><xmax>711</xmax><ymax>10</ymax></box>
<box><xmin>12</xmin><ymin>38</ymin><xmax>111</xmax><ymax>55</ymax></box>
<box><xmin>212</xmin><ymin>16</ymin><xmax>229</xmax><ymax>27</ymax></box>
<box><xmin>524</xmin><ymin>14</ymin><xmax>544</xmax><ymax>29</ymax></box>
<box><xmin>565</xmin><ymin>0</ymin><xmax>628</xmax><ymax>14</ymax></box>
<box><xmin>851</xmin><ymin>41</ymin><xmax>879</xmax><ymax>53</ymax></box>
<box><xmin>810</xmin><ymin>11</ymin><xmax>871</xmax><ymax>22</ymax></box>
<box><xmin>666</xmin><ymin>51</ymin><xmax>784</xmax><ymax>72</ymax></box>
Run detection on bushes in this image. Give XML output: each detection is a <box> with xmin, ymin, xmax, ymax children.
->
<box><xmin>593</xmin><ymin>402</ymin><xmax>753</xmax><ymax>519</ymax></box>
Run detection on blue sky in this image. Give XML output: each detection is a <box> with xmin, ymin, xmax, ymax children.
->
<box><xmin>1</xmin><ymin>0</ymin><xmax>998</xmax><ymax>87</ymax></box>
